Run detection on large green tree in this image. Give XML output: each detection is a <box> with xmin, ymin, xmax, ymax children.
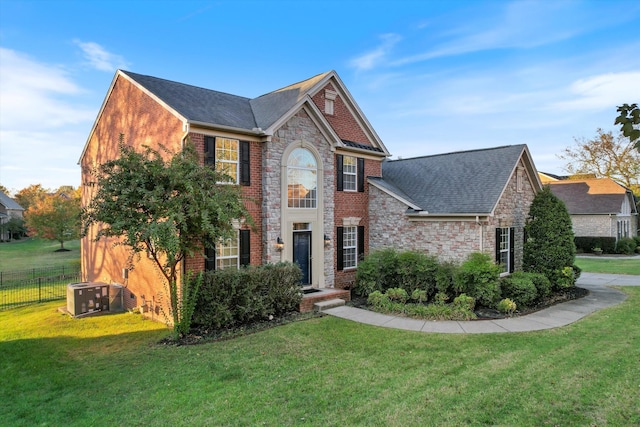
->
<box><xmin>82</xmin><ymin>142</ymin><xmax>251</xmax><ymax>337</ymax></box>
<box><xmin>25</xmin><ymin>189</ymin><xmax>81</xmax><ymax>250</ymax></box>
<box><xmin>523</xmin><ymin>186</ymin><xmax>577</xmax><ymax>290</ymax></box>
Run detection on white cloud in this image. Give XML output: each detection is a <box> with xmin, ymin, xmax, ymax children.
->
<box><xmin>0</xmin><ymin>48</ymin><xmax>95</xmax><ymax>130</ymax></box>
<box><xmin>74</xmin><ymin>40</ymin><xmax>128</xmax><ymax>72</ymax></box>
<box><xmin>0</xmin><ymin>48</ymin><xmax>95</xmax><ymax>190</ymax></box>
<box><xmin>349</xmin><ymin>33</ymin><xmax>402</xmax><ymax>71</ymax></box>
<box><xmin>550</xmin><ymin>71</ymin><xmax>640</xmax><ymax>111</ymax></box>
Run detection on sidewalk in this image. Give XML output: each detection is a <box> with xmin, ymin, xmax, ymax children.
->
<box><xmin>322</xmin><ymin>273</ymin><xmax>639</xmax><ymax>334</ymax></box>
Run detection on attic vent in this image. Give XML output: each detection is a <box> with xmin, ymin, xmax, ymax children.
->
<box><xmin>324</xmin><ymin>90</ymin><xmax>337</xmax><ymax>115</ymax></box>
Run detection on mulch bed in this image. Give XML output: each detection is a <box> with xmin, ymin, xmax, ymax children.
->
<box><xmin>348</xmin><ymin>286</ymin><xmax>590</xmax><ymax>320</ymax></box>
<box><xmin>161</xmin><ymin>287</ymin><xmax>590</xmax><ymax>345</ymax></box>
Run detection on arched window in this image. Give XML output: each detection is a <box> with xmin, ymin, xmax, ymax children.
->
<box><xmin>287</xmin><ymin>148</ymin><xmax>317</xmax><ymax>208</ymax></box>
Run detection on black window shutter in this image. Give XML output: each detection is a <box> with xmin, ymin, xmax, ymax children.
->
<box><xmin>337</xmin><ymin>227</ymin><xmax>344</xmax><ymax>271</ymax></box>
<box><xmin>336</xmin><ymin>154</ymin><xmax>344</xmax><ymax>191</ymax></box>
<box><xmin>509</xmin><ymin>227</ymin><xmax>515</xmax><ymax>273</ymax></box>
<box><xmin>357</xmin><ymin>225</ymin><xmax>365</xmax><ymax>261</ymax></box>
<box><xmin>240</xmin><ymin>140</ymin><xmax>250</xmax><ymax>186</ymax></box>
<box><xmin>240</xmin><ymin>229</ymin><xmax>250</xmax><ymax>266</ymax></box>
<box><xmin>204</xmin><ymin>136</ymin><xmax>215</xmax><ymax>166</ymax></box>
<box><xmin>357</xmin><ymin>158</ymin><xmax>365</xmax><ymax>192</ymax></box>
<box><xmin>495</xmin><ymin>228</ymin><xmax>501</xmax><ymax>265</ymax></box>
<box><xmin>205</xmin><ymin>243</ymin><xmax>216</xmax><ymax>271</ymax></box>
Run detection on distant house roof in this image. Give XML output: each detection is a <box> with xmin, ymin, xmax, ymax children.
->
<box><xmin>0</xmin><ymin>190</ymin><xmax>24</xmax><ymax>211</ymax></box>
<box><xmin>370</xmin><ymin>145</ymin><xmax>537</xmax><ymax>215</ymax></box>
<box><xmin>547</xmin><ymin>177</ymin><xmax>635</xmax><ymax>215</ymax></box>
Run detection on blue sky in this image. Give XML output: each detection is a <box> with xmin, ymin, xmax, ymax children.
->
<box><xmin>1</xmin><ymin>0</ymin><xmax>639</xmax><ymax>193</ymax></box>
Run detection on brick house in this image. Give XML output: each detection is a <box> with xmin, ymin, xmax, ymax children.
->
<box><xmin>543</xmin><ymin>177</ymin><xmax>638</xmax><ymax>240</ymax></box>
<box><xmin>369</xmin><ymin>145</ymin><xmax>541</xmax><ymax>273</ymax></box>
<box><xmin>80</xmin><ymin>70</ymin><xmax>390</xmax><ymax>312</ymax></box>
<box><xmin>80</xmin><ymin>70</ymin><xmax>540</xmax><ymax>315</ymax></box>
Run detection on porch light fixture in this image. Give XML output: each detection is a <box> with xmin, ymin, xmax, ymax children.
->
<box><xmin>324</xmin><ymin>234</ymin><xmax>331</xmax><ymax>247</ymax></box>
<box><xmin>276</xmin><ymin>237</ymin><xmax>284</xmax><ymax>252</ymax></box>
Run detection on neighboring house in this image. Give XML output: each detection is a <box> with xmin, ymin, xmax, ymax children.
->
<box><xmin>0</xmin><ymin>190</ymin><xmax>25</xmax><ymax>241</ymax></box>
<box><xmin>80</xmin><ymin>70</ymin><xmax>541</xmax><ymax>315</ymax></box>
<box><xmin>369</xmin><ymin>145</ymin><xmax>541</xmax><ymax>273</ymax></box>
<box><xmin>544</xmin><ymin>176</ymin><xmax>638</xmax><ymax>240</ymax></box>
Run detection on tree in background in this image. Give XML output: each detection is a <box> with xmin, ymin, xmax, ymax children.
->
<box><xmin>615</xmin><ymin>103</ymin><xmax>640</xmax><ymax>150</ymax></box>
<box><xmin>25</xmin><ymin>188</ymin><xmax>81</xmax><ymax>251</ymax></box>
<box><xmin>82</xmin><ymin>141</ymin><xmax>252</xmax><ymax>338</ymax></box>
<box><xmin>558</xmin><ymin>128</ymin><xmax>639</xmax><ymax>190</ymax></box>
<box><xmin>523</xmin><ymin>186</ymin><xmax>578</xmax><ymax>290</ymax></box>
<box><xmin>14</xmin><ymin>184</ymin><xmax>48</xmax><ymax>211</ymax></box>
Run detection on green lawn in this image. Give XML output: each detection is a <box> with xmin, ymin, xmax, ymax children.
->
<box><xmin>575</xmin><ymin>256</ymin><xmax>640</xmax><ymax>275</ymax></box>
<box><xmin>0</xmin><ymin>238</ymin><xmax>80</xmax><ymax>271</ymax></box>
<box><xmin>2</xmin><ymin>288</ymin><xmax>639</xmax><ymax>426</ymax></box>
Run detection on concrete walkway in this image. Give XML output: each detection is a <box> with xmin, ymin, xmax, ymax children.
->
<box><xmin>323</xmin><ymin>273</ymin><xmax>639</xmax><ymax>334</ymax></box>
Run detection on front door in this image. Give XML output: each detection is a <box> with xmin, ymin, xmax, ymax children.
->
<box><xmin>293</xmin><ymin>230</ymin><xmax>312</xmax><ymax>285</ymax></box>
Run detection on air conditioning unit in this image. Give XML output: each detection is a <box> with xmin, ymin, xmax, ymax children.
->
<box><xmin>66</xmin><ymin>282</ymin><xmax>110</xmax><ymax>317</ymax></box>
<box><xmin>108</xmin><ymin>284</ymin><xmax>124</xmax><ymax>313</ymax></box>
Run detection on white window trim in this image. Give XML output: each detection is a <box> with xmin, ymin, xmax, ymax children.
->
<box><xmin>217</xmin><ymin>231</ymin><xmax>240</xmax><ymax>270</ymax></box>
<box><xmin>216</xmin><ymin>137</ymin><xmax>239</xmax><ymax>185</ymax></box>
<box><xmin>498</xmin><ymin>227</ymin><xmax>510</xmax><ymax>274</ymax></box>
<box><xmin>343</xmin><ymin>155</ymin><xmax>357</xmax><ymax>192</ymax></box>
<box><xmin>343</xmin><ymin>225</ymin><xmax>357</xmax><ymax>270</ymax></box>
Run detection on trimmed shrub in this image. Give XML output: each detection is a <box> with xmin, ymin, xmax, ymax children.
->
<box><xmin>354</xmin><ymin>248</ymin><xmax>400</xmax><ymax>296</ymax></box>
<box><xmin>554</xmin><ymin>266</ymin><xmax>578</xmax><ymax>290</ymax></box>
<box><xmin>386</xmin><ymin>287</ymin><xmax>409</xmax><ymax>303</ymax></box>
<box><xmin>497</xmin><ymin>298</ymin><xmax>517</xmax><ymax>315</ymax></box>
<box><xmin>435</xmin><ymin>261</ymin><xmax>458</xmax><ymax>299</ymax></box>
<box><xmin>574</xmin><ymin>236</ymin><xmax>616</xmax><ymax>254</ymax></box>
<box><xmin>527</xmin><ymin>272</ymin><xmax>552</xmax><ymax>300</ymax></box>
<box><xmin>411</xmin><ymin>289</ymin><xmax>428</xmax><ymax>303</ymax></box>
<box><xmin>395</xmin><ymin>251</ymin><xmax>439</xmax><ymax>296</ymax></box>
<box><xmin>500</xmin><ymin>272</ymin><xmax>538</xmax><ymax>308</ymax></box>
<box><xmin>615</xmin><ymin>237</ymin><xmax>637</xmax><ymax>255</ymax></box>
<box><xmin>193</xmin><ymin>262</ymin><xmax>302</xmax><ymax>329</ymax></box>
<box><xmin>434</xmin><ymin>292</ymin><xmax>449</xmax><ymax>305</ymax></box>
<box><xmin>524</xmin><ymin>186</ymin><xmax>577</xmax><ymax>285</ymax></box>
<box><xmin>367</xmin><ymin>291</ymin><xmax>390</xmax><ymax>310</ymax></box>
<box><xmin>454</xmin><ymin>252</ymin><xmax>502</xmax><ymax>308</ymax></box>
<box><xmin>453</xmin><ymin>293</ymin><xmax>475</xmax><ymax>311</ymax></box>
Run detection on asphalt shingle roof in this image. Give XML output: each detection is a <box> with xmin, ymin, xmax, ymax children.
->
<box><xmin>547</xmin><ymin>178</ymin><xmax>630</xmax><ymax>214</ymax></box>
<box><xmin>0</xmin><ymin>190</ymin><xmax>24</xmax><ymax>211</ymax></box>
<box><xmin>122</xmin><ymin>70</ymin><xmax>333</xmax><ymax>132</ymax></box>
<box><xmin>377</xmin><ymin>145</ymin><xmax>526</xmax><ymax>214</ymax></box>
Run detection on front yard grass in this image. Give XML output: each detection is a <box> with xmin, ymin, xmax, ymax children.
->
<box><xmin>2</xmin><ymin>288</ymin><xmax>639</xmax><ymax>426</ymax></box>
<box><xmin>575</xmin><ymin>256</ymin><xmax>640</xmax><ymax>275</ymax></box>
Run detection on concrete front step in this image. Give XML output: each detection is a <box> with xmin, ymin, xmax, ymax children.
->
<box><xmin>314</xmin><ymin>298</ymin><xmax>346</xmax><ymax>311</ymax></box>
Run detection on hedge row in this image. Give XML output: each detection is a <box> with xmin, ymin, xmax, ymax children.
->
<box><xmin>574</xmin><ymin>237</ymin><xmax>616</xmax><ymax>253</ymax></box>
<box><xmin>192</xmin><ymin>262</ymin><xmax>302</xmax><ymax>330</ymax></box>
<box><xmin>355</xmin><ymin>249</ymin><xmax>575</xmax><ymax>310</ymax></box>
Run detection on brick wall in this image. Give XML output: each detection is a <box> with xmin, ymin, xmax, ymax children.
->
<box><xmin>311</xmin><ymin>82</ymin><xmax>373</xmax><ymax>146</ymax></box>
<box><xmin>81</xmin><ymin>73</ymin><xmax>185</xmax><ymax>319</ymax></box>
<box><xmin>369</xmin><ymin>158</ymin><xmax>537</xmax><ymax>270</ymax></box>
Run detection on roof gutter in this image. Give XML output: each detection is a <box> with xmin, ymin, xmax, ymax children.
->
<box><xmin>187</xmin><ymin>120</ymin><xmax>272</xmax><ymax>139</ymax></box>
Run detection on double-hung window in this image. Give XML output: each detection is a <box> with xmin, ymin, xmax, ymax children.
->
<box><xmin>205</xmin><ymin>229</ymin><xmax>251</xmax><ymax>271</ymax></box>
<box><xmin>495</xmin><ymin>227</ymin><xmax>515</xmax><ymax>273</ymax></box>
<box><xmin>337</xmin><ymin>225</ymin><xmax>365</xmax><ymax>270</ymax></box>
<box><xmin>336</xmin><ymin>154</ymin><xmax>364</xmax><ymax>192</ymax></box>
<box><xmin>204</xmin><ymin>136</ymin><xmax>250</xmax><ymax>186</ymax></box>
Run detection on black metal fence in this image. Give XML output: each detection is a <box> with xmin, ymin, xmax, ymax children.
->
<box><xmin>0</xmin><ymin>266</ymin><xmax>81</xmax><ymax>311</ymax></box>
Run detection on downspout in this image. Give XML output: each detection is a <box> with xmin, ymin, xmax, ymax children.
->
<box><xmin>181</xmin><ymin>121</ymin><xmax>190</xmax><ymax>149</ymax></box>
<box><xmin>476</xmin><ymin>215</ymin><xmax>483</xmax><ymax>251</ymax></box>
